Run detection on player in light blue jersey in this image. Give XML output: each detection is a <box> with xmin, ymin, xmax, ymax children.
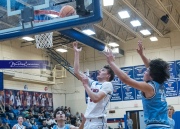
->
<box><xmin>52</xmin><ymin>108</ymin><xmax>85</xmax><ymax>129</ymax></box>
<box><xmin>168</xmin><ymin>105</ymin><xmax>175</xmax><ymax>129</ymax></box>
<box><xmin>104</xmin><ymin>41</ymin><xmax>171</xmax><ymax>129</ymax></box>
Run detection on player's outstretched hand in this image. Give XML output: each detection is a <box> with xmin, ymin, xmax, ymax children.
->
<box><xmin>73</xmin><ymin>42</ymin><xmax>82</xmax><ymax>52</ymax></box>
<box><xmin>103</xmin><ymin>48</ymin><xmax>115</xmax><ymax>64</ymax></box>
<box><xmin>136</xmin><ymin>41</ymin><xmax>144</xmax><ymax>56</ymax></box>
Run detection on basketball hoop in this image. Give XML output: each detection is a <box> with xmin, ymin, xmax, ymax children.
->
<box><xmin>34</xmin><ymin>10</ymin><xmax>60</xmax><ymax>49</ymax></box>
<box><xmin>35</xmin><ymin>32</ymin><xmax>53</xmax><ymax>49</ymax></box>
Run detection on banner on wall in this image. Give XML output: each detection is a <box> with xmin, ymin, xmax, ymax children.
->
<box><xmin>178</xmin><ymin>79</ymin><xmax>180</xmax><ymax>96</ymax></box>
<box><xmin>4</xmin><ymin>89</ymin><xmax>53</xmax><ymax>111</ymax></box>
<box><xmin>122</xmin><ymin>83</ymin><xmax>135</xmax><ymax>101</ymax></box>
<box><xmin>0</xmin><ymin>60</ymin><xmax>48</xmax><ymax>69</ymax></box>
<box><xmin>164</xmin><ymin>79</ymin><xmax>178</xmax><ymax>97</ymax></box>
<box><xmin>176</xmin><ymin>60</ymin><xmax>180</xmax><ymax>78</ymax></box>
<box><xmin>134</xmin><ymin>65</ymin><xmax>146</xmax><ymax>81</ymax></box>
<box><xmin>121</xmin><ymin>67</ymin><xmax>134</xmax><ymax>82</ymax></box>
<box><xmin>168</xmin><ymin>61</ymin><xmax>177</xmax><ymax>79</ymax></box>
<box><xmin>110</xmin><ymin>75</ymin><xmax>122</xmax><ymax>102</ymax></box>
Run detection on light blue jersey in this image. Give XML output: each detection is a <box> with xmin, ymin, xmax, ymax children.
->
<box><xmin>53</xmin><ymin>124</ymin><xmax>70</xmax><ymax>129</ymax></box>
<box><xmin>168</xmin><ymin>117</ymin><xmax>175</xmax><ymax>129</ymax></box>
<box><xmin>141</xmin><ymin>81</ymin><xmax>170</xmax><ymax>129</ymax></box>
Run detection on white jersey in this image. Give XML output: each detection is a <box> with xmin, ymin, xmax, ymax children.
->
<box><xmin>16</xmin><ymin>97</ymin><xmax>21</xmax><ymax>106</ymax></box>
<box><xmin>33</xmin><ymin>96</ymin><xmax>36</xmax><ymax>105</ymax></box>
<box><xmin>48</xmin><ymin>97</ymin><xmax>52</xmax><ymax>106</ymax></box>
<box><xmin>41</xmin><ymin>98</ymin><xmax>46</xmax><ymax>106</ymax></box>
<box><xmin>14</xmin><ymin>124</ymin><xmax>25</xmax><ymax>129</ymax></box>
<box><xmin>10</xmin><ymin>95</ymin><xmax>14</xmax><ymax>105</ymax></box>
<box><xmin>26</xmin><ymin>96</ymin><xmax>31</xmax><ymax>106</ymax></box>
<box><xmin>84</xmin><ymin>80</ymin><xmax>113</xmax><ymax>118</ymax></box>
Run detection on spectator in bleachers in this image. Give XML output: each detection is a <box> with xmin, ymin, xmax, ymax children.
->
<box><xmin>46</xmin><ymin>117</ymin><xmax>52</xmax><ymax>128</ymax></box>
<box><xmin>3</xmin><ymin>123</ymin><xmax>10</xmax><ymax>129</ymax></box>
<box><xmin>70</xmin><ymin>115</ymin><xmax>76</xmax><ymax>126</ymax></box>
<box><xmin>11</xmin><ymin>106</ymin><xmax>20</xmax><ymax>119</ymax></box>
<box><xmin>66</xmin><ymin>110</ymin><xmax>71</xmax><ymax>118</ymax></box>
<box><xmin>39</xmin><ymin>114</ymin><xmax>46</xmax><ymax>123</ymax></box>
<box><xmin>64</xmin><ymin>106</ymin><xmax>67</xmax><ymax>112</ymax></box>
<box><xmin>22</xmin><ymin>118</ymin><xmax>32</xmax><ymax>129</ymax></box>
<box><xmin>32</xmin><ymin>122</ymin><xmax>38</xmax><ymax>129</ymax></box>
<box><xmin>0</xmin><ymin>121</ymin><xmax>4</xmax><ymax>129</ymax></box>
<box><xmin>75</xmin><ymin>112</ymin><xmax>80</xmax><ymax>120</ymax></box>
<box><xmin>66</xmin><ymin>117</ymin><xmax>71</xmax><ymax>124</ymax></box>
<box><xmin>12</xmin><ymin>116</ymin><xmax>25</xmax><ymax>129</ymax></box>
<box><xmin>50</xmin><ymin>117</ymin><xmax>56</xmax><ymax>127</ymax></box>
<box><xmin>5</xmin><ymin>104</ymin><xmax>14</xmax><ymax>120</ymax></box>
<box><xmin>2</xmin><ymin>116</ymin><xmax>10</xmax><ymax>128</ymax></box>
<box><xmin>39</xmin><ymin>120</ymin><xmax>48</xmax><ymax>129</ymax></box>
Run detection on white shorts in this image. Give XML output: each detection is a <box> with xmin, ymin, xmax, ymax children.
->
<box><xmin>84</xmin><ymin>118</ymin><xmax>107</xmax><ymax>129</ymax></box>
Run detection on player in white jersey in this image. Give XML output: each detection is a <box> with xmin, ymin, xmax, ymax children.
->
<box><xmin>12</xmin><ymin>116</ymin><xmax>25</xmax><ymax>129</ymax></box>
<box><xmin>73</xmin><ymin>42</ymin><xmax>115</xmax><ymax>129</ymax></box>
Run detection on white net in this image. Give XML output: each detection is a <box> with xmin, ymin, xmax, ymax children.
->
<box><xmin>35</xmin><ymin>32</ymin><xmax>53</xmax><ymax>49</ymax></box>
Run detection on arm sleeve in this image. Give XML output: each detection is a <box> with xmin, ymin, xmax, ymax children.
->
<box><xmin>100</xmin><ymin>82</ymin><xmax>113</xmax><ymax>95</ymax></box>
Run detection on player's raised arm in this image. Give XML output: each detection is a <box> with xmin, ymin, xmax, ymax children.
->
<box><xmin>103</xmin><ymin>48</ymin><xmax>153</xmax><ymax>93</ymax></box>
<box><xmin>137</xmin><ymin>41</ymin><xmax>150</xmax><ymax>68</ymax></box>
<box><xmin>73</xmin><ymin>42</ymin><xmax>84</xmax><ymax>80</ymax></box>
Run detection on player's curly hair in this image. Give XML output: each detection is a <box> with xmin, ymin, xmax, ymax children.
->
<box><xmin>53</xmin><ymin>107</ymin><xmax>65</xmax><ymax>118</ymax></box>
<box><xmin>149</xmin><ymin>58</ymin><xmax>170</xmax><ymax>84</ymax></box>
<box><xmin>104</xmin><ymin>65</ymin><xmax>115</xmax><ymax>82</ymax></box>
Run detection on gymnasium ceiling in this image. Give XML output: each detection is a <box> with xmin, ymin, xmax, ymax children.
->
<box><xmin>47</xmin><ymin>0</ymin><xmax>180</xmax><ymax>49</ymax></box>
<box><xmin>1</xmin><ymin>0</ymin><xmax>180</xmax><ymax>49</ymax></box>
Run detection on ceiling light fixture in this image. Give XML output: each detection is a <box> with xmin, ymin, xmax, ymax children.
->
<box><xmin>22</xmin><ymin>37</ymin><xmax>34</xmax><ymax>41</ymax></box>
<box><xmin>56</xmin><ymin>48</ymin><xmax>68</xmax><ymax>53</ymax></box>
<box><xmin>140</xmin><ymin>29</ymin><xmax>151</xmax><ymax>35</ymax></box>
<box><xmin>118</xmin><ymin>11</ymin><xmax>130</xmax><ymax>19</ymax></box>
<box><xmin>130</xmin><ymin>20</ymin><xmax>141</xmax><ymax>27</ymax></box>
<box><xmin>82</xmin><ymin>29</ymin><xmax>95</xmax><ymax>35</ymax></box>
<box><xmin>103</xmin><ymin>0</ymin><xmax>114</xmax><ymax>6</ymax></box>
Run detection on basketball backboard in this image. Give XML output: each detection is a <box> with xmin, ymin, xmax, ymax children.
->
<box><xmin>0</xmin><ymin>0</ymin><xmax>102</xmax><ymax>41</ymax></box>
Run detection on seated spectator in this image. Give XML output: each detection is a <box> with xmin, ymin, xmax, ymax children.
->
<box><xmin>11</xmin><ymin>106</ymin><xmax>20</xmax><ymax>119</ymax></box>
<box><xmin>39</xmin><ymin>114</ymin><xmax>46</xmax><ymax>123</ymax></box>
<box><xmin>2</xmin><ymin>116</ymin><xmax>10</xmax><ymax>128</ymax></box>
<box><xmin>46</xmin><ymin>117</ymin><xmax>52</xmax><ymax>127</ymax></box>
<box><xmin>32</xmin><ymin>122</ymin><xmax>38</xmax><ymax>129</ymax></box>
<box><xmin>0</xmin><ymin>122</ymin><xmax>4</xmax><ymax>129</ymax></box>
<box><xmin>70</xmin><ymin>115</ymin><xmax>76</xmax><ymax>126</ymax></box>
<box><xmin>75</xmin><ymin>112</ymin><xmax>80</xmax><ymax>120</ymax></box>
<box><xmin>39</xmin><ymin>120</ymin><xmax>48</xmax><ymax>129</ymax></box>
<box><xmin>50</xmin><ymin>117</ymin><xmax>56</xmax><ymax>128</ymax></box>
<box><xmin>22</xmin><ymin>118</ymin><xmax>32</xmax><ymax>129</ymax></box>
<box><xmin>3</xmin><ymin>123</ymin><xmax>10</xmax><ymax>129</ymax></box>
<box><xmin>5</xmin><ymin>104</ymin><xmax>14</xmax><ymax>120</ymax></box>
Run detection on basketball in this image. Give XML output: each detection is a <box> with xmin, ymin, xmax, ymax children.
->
<box><xmin>59</xmin><ymin>5</ymin><xmax>76</xmax><ymax>18</ymax></box>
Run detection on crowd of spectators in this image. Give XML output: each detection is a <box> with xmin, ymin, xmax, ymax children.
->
<box><xmin>0</xmin><ymin>105</ymin><xmax>82</xmax><ymax>129</ymax></box>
